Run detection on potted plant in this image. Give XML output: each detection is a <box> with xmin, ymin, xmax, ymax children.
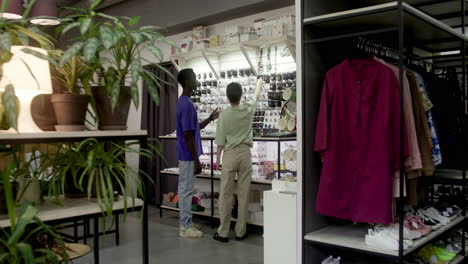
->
<box><xmin>49</xmin><ymin>51</ymin><xmax>91</xmax><ymax>131</ymax></box>
<box><xmin>58</xmin><ymin>0</ymin><xmax>178</xmax><ymax>130</ymax></box>
<box><xmin>0</xmin><ymin>164</ymin><xmax>69</xmax><ymax>264</ymax></box>
<box><xmin>44</xmin><ymin>138</ymin><xmax>160</xmax><ymax>217</ymax></box>
<box><xmin>0</xmin><ymin>2</ymin><xmax>55</xmax><ymax>131</ymax></box>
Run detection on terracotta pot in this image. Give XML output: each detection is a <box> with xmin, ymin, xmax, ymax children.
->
<box><xmin>50</xmin><ymin>94</ymin><xmax>90</xmax><ymax>131</ymax></box>
<box><xmin>92</xmin><ymin>86</ymin><xmax>131</xmax><ymax>130</ymax></box>
<box><xmin>31</xmin><ymin>94</ymin><xmax>57</xmax><ymax>131</ymax></box>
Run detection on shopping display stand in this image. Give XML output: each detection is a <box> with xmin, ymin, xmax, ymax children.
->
<box><xmin>158</xmin><ymin>135</ymin><xmax>296</xmax><ymax>227</ymax></box>
<box><xmin>0</xmin><ymin>130</ymin><xmax>150</xmax><ymax>264</ymax></box>
<box><xmin>299</xmin><ymin>0</ymin><xmax>467</xmax><ymax>263</ymax></box>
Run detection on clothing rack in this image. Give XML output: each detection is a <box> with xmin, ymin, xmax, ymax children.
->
<box><xmin>300</xmin><ymin>0</ymin><xmax>467</xmax><ymax>263</ymax></box>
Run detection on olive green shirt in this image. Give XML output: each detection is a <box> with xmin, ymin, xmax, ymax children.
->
<box><xmin>215</xmin><ymin>99</ymin><xmax>257</xmax><ymax>151</ymax></box>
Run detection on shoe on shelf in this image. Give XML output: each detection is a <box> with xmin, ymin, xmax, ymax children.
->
<box><xmin>180</xmin><ymin>225</ymin><xmax>204</xmax><ymax>238</ymax></box>
<box><xmin>374</xmin><ymin>224</ymin><xmax>422</xmax><ymax>240</ymax></box>
<box><xmin>422</xmin><ymin>207</ymin><xmax>451</xmax><ymax>225</ymax></box>
<box><xmin>365</xmin><ymin>228</ymin><xmax>412</xmax><ymax>251</ymax></box>
<box><xmin>405</xmin><ymin>216</ymin><xmax>432</xmax><ymax>236</ymax></box>
<box><xmin>416</xmin><ymin>211</ymin><xmax>441</xmax><ymax>230</ymax></box>
<box><xmin>213</xmin><ymin>232</ymin><xmax>229</xmax><ymax>243</ymax></box>
<box><xmin>236</xmin><ymin>233</ymin><xmax>248</xmax><ymax>241</ymax></box>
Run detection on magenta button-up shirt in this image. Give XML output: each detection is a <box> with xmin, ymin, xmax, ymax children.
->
<box><xmin>314</xmin><ymin>59</ymin><xmax>409</xmax><ymax>224</ymax></box>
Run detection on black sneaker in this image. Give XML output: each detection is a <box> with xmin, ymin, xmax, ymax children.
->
<box><xmin>213</xmin><ymin>233</ymin><xmax>229</xmax><ymax>243</ymax></box>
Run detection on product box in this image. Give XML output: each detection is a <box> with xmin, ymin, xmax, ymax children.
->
<box><xmin>225</xmin><ymin>25</ymin><xmax>246</xmax><ymax>36</ymax></box>
<box><xmin>272</xmin><ymin>23</ymin><xmax>288</xmax><ymax>38</ymax></box>
<box><xmin>180</xmin><ymin>36</ymin><xmax>193</xmax><ymax>53</ymax></box>
<box><xmin>210</xmin><ymin>34</ymin><xmax>220</xmax><ymax>47</ymax></box>
<box><xmin>253</xmin><ymin>18</ymin><xmax>265</xmax><ymax>39</ymax></box>
<box><xmin>192</xmin><ymin>26</ymin><xmax>206</xmax><ymax>41</ymax></box>
<box><xmin>240</xmin><ymin>31</ymin><xmax>257</xmax><ymax>42</ymax></box>
<box><xmin>261</xmin><ymin>19</ymin><xmax>277</xmax><ymax>39</ymax></box>
<box><xmin>193</xmin><ymin>39</ymin><xmax>210</xmax><ymax>50</ymax></box>
<box><xmin>225</xmin><ymin>34</ymin><xmax>240</xmax><ymax>45</ymax></box>
<box><xmin>277</xmin><ymin>14</ymin><xmax>296</xmax><ymax>36</ymax></box>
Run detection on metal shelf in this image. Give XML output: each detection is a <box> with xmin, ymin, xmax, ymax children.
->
<box><xmin>303</xmin><ymin>1</ymin><xmax>467</xmax><ymax>52</ymax></box>
<box><xmin>159</xmin><ymin>135</ymin><xmax>297</xmax><ymax>142</ymax></box>
<box><xmin>0</xmin><ymin>130</ymin><xmax>147</xmax><ymax>144</ymax></box>
<box><xmin>304</xmin><ymin>216</ymin><xmax>466</xmax><ymax>258</ymax></box>
<box><xmin>160</xmin><ymin>169</ymin><xmax>273</xmax><ymax>185</ymax></box>
<box><xmin>451</xmin><ymin>255</ymin><xmax>466</xmax><ymax>264</ymax></box>
<box><xmin>0</xmin><ymin>196</ymin><xmax>143</xmax><ymax>228</ymax></box>
<box><xmin>160</xmin><ymin>205</ymin><xmax>264</xmax><ymax>226</ymax></box>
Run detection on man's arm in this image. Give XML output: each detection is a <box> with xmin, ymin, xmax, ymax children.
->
<box><xmin>216</xmin><ymin>145</ymin><xmax>223</xmax><ymax>170</ymax></box>
<box><xmin>254</xmin><ymin>78</ymin><xmax>264</xmax><ymax>101</ymax></box>
<box><xmin>200</xmin><ymin>109</ymin><xmax>219</xmax><ymax>130</ymax></box>
<box><xmin>184</xmin><ymin>131</ymin><xmax>202</xmax><ymax>174</ymax></box>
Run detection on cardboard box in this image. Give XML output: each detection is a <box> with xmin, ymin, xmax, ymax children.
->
<box><xmin>261</xmin><ymin>19</ymin><xmax>277</xmax><ymax>39</ymax></box>
<box><xmin>248</xmin><ymin>202</ymin><xmax>262</xmax><ymax>212</ymax></box>
<box><xmin>272</xmin><ymin>23</ymin><xmax>288</xmax><ymax>38</ymax></box>
<box><xmin>225</xmin><ymin>35</ymin><xmax>240</xmax><ymax>45</ymax></box>
<box><xmin>210</xmin><ymin>35</ymin><xmax>220</xmax><ymax>47</ymax></box>
<box><xmin>249</xmin><ymin>190</ymin><xmax>261</xmax><ymax>202</ymax></box>
<box><xmin>193</xmin><ymin>39</ymin><xmax>210</xmax><ymax>50</ymax></box>
<box><xmin>240</xmin><ymin>32</ymin><xmax>257</xmax><ymax>42</ymax></box>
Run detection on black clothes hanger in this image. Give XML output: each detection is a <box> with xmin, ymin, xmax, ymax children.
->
<box><xmin>348</xmin><ymin>38</ymin><xmax>372</xmax><ymax>61</ymax></box>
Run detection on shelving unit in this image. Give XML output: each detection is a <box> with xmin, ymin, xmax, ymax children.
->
<box><xmin>171</xmin><ymin>36</ymin><xmax>296</xmax><ymax>77</ymax></box>
<box><xmin>451</xmin><ymin>255</ymin><xmax>466</xmax><ymax>264</ymax></box>
<box><xmin>304</xmin><ymin>215</ymin><xmax>466</xmax><ymax>258</ymax></box>
<box><xmin>299</xmin><ymin>0</ymin><xmax>467</xmax><ymax>263</ymax></box>
<box><xmin>158</xmin><ymin>135</ymin><xmax>297</xmax><ymax>227</ymax></box>
<box><xmin>0</xmin><ymin>130</ymin><xmax>150</xmax><ymax>264</ymax></box>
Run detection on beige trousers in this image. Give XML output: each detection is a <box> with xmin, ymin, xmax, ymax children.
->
<box><xmin>217</xmin><ymin>144</ymin><xmax>252</xmax><ymax>238</ymax></box>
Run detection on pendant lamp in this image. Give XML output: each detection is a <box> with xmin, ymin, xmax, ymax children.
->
<box><xmin>0</xmin><ymin>0</ymin><xmax>24</xmax><ymax>19</ymax></box>
<box><xmin>30</xmin><ymin>0</ymin><xmax>59</xmax><ymax>25</ymax></box>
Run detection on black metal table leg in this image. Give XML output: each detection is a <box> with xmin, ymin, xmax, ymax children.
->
<box><xmin>73</xmin><ymin>220</ymin><xmax>78</xmax><ymax>243</ymax></box>
<box><xmin>94</xmin><ymin>217</ymin><xmax>99</xmax><ymax>264</ymax></box>
<box><xmin>83</xmin><ymin>219</ymin><xmax>88</xmax><ymax>244</ymax></box>
<box><xmin>115</xmin><ymin>214</ymin><xmax>120</xmax><ymax>246</ymax></box>
<box><xmin>141</xmin><ymin>138</ymin><xmax>149</xmax><ymax>264</ymax></box>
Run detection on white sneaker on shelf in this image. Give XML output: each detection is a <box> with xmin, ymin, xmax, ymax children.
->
<box><xmin>416</xmin><ymin>211</ymin><xmax>441</xmax><ymax>230</ymax></box>
<box><xmin>365</xmin><ymin>229</ymin><xmax>412</xmax><ymax>251</ymax></box>
<box><xmin>374</xmin><ymin>224</ymin><xmax>422</xmax><ymax>240</ymax></box>
<box><xmin>422</xmin><ymin>207</ymin><xmax>451</xmax><ymax>225</ymax></box>
<box><xmin>180</xmin><ymin>225</ymin><xmax>204</xmax><ymax>238</ymax></box>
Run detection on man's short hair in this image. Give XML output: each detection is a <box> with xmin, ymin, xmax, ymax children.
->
<box><xmin>178</xmin><ymin>68</ymin><xmax>194</xmax><ymax>87</ymax></box>
<box><xmin>226</xmin><ymin>82</ymin><xmax>242</xmax><ymax>104</ymax></box>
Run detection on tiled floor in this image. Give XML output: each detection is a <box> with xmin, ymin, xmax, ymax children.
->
<box><xmin>95</xmin><ymin>206</ymin><xmax>264</xmax><ymax>264</ymax></box>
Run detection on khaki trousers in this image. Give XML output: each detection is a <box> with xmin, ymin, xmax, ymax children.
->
<box><xmin>217</xmin><ymin>144</ymin><xmax>252</xmax><ymax>238</ymax></box>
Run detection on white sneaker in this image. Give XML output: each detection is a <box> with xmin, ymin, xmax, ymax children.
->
<box><xmin>374</xmin><ymin>224</ymin><xmax>421</xmax><ymax>240</ymax></box>
<box><xmin>180</xmin><ymin>225</ymin><xmax>204</xmax><ymax>238</ymax></box>
<box><xmin>365</xmin><ymin>229</ymin><xmax>412</xmax><ymax>251</ymax></box>
<box><xmin>422</xmin><ymin>207</ymin><xmax>451</xmax><ymax>225</ymax></box>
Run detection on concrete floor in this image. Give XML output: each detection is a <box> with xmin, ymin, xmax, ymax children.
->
<box><xmin>95</xmin><ymin>206</ymin><xmax>264</xmax><ymax>264</ymax></box>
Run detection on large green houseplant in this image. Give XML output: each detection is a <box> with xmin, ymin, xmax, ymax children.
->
<box><xmin>45</xmin><ymin>138</ymin><xmax>160</xmax><ymax>217</ymax></box>
<box><xmin>49</xmin><ymin>50</ymin><xmax>92</xmax><ymax>131</ymax></box>
<box><xmin>0</xmin><ymin>164</ymin><xmax>69</xmax><ymax>264</ymax></box>
<box><xmin>0</xmin><ymin>1</ymin><xmax>54</xmax><ymax>131</ymax></box>
<box><xmin>58</xmin><ymin>0</ymin><xmax>178</xmax><ymax>130</ymax></box>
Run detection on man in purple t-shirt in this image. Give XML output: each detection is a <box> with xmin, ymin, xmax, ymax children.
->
<box><xmin>176</xmin><ymin>68</ymin><xmax>218</xmax><ymax>238</ymax></box>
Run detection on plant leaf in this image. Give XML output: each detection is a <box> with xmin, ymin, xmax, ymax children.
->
<box><xmin>80</xmin><ymin>17</ymin><xmax>92</xmax><ymax>35</ymax></box>
<box><xmin>140</xmin><ymin>72</ymin><xmax>159</xmax><ymax>105</ymax></box>
<box><xmin>130</xmin><ymin>59</ymin><xmax>141</xmax><ymax>87</ymax></box>
<box><xmin>0</xmin><ymin>32</ymin><xmax>12</xmax><ymax>52</ymax></box>
<box><xmin>2</xmin><ymin>85</ymin><xmax>18</xmax><ymax>130</ymax></box>
<box><xmin>139</xmin><ymin>25</ymin><xmax>161</xmax><ymax>31</ymax></box>
<box><xmin>90</xmin><ymin>0</ymin><xmax>103</xmax><ymax>10</ymax></box>
<box><xmin>130</xmin><ymin>82</ymin><xmax>139</xmax><ymax>108</ymax></box>
<box><xmin>128</xmin><ymin>16</ymin><xmax>141</xmax><ymax>26</ymax></box>
<box><xmin>21</xmin><ymin>48</ymin><xmax>57</xmax><ymax>66</ymax></box>
<box><xmin>16</xmin><ymin>32</ymin><xmax>30</xmax><ymax>46</ymax></box>
<box><xmin>99</xmin><ymin>25</ymin><xmax>114</xmax><ymax>49</ymax></box>
<box><xmin>17</xmin><ymin>243</ymin><xmax>35</xmax><ymax>264</ymax></box>
<box><xmin>60</xmin><ymin>41</ymin><xmax>83</xmax><ymax>67</ymax></box>
<box><xmin>84</xmin><ymin>37</ymin><xmax>99</xmax><ymax>62</ymax></box>
<box><xmin>96</xmin><ymin>12</ymin><xmax>119</xmax><ymax>23</ymax></box>
<box><xmin>145</xmin><ymin>45</ymin><xmax>163</xmax><ymax>61</ymax></box>
<box><xmin>156</xmin><ymin>36</ymin><xmax>179</xmax><ymax>49</ymax></box>
<box><xmin>129</xmin><ymin>32</ymin><xmax>143</xmax><ymax>44</ymax></box>
<box><xmin>61</xmin><ymin>22</ymin><xmax>80</xmax><ymax>35</ymax></box>
<box><xmin>110</xmin><ymin>79</ymin><xmax>120</xmax><ymax>111</ymax></box>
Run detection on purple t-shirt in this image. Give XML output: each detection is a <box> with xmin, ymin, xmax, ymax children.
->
<box><xmin>176</xmin><ymin>96</ymin><xmax>203</xmax><ymax>161</ymax></box>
